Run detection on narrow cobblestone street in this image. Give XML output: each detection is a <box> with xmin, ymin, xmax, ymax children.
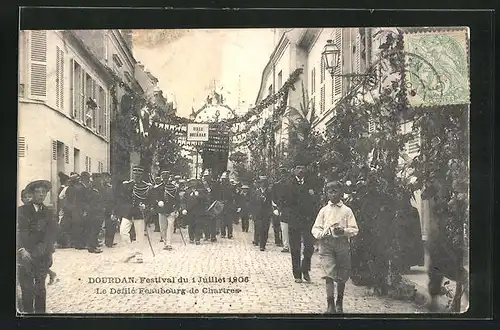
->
<box><xmin>45</xmin><ymin>222</ymin><xmax>424</xmax><ymax>314</ymax></box>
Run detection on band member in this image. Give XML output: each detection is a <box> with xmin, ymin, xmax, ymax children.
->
<box><xmin>283</xmin><ymin>163</ymin><xmax>318</xmax><ymax>283</ymax></box>
<box><xmin>219</xmin><ymin>172</ymin><xmax>237</xmax><ymax>239</ymax></box>
<box><xmin>85</xmin><ymin>173</ymin><xmax>104</xmax><ymax>254</ymax></box>
<box><xmin>155</xmin><ymin>170</ymin><xmax>180</xmax><ymax>250</ymax></box>
<box><xmin>236</xmin><ymin>185</ymin><xmax>251</xmax><ymax>232</ymax></box>
<box><xmin>117</xmin><ymin>165</ymin><xmax>152</xmax><ymax>263</ymax></box>
<box><xmin>311</xmin><ymin>181</ymin><xmax>359</xmax><ymax>314</ymax></box>
<box><xmin>184</xmin><ymin>179</ymin><xmax>209</xmax><ymax>245</ymax></box>
<box><xmin>201</xmin><ymin>169</ymin><xmax>218</xmax><ymax>242</ymax></box>
<box><xmin>17</xmin><ymin>180</ymin><xmax>57</xmax><ymax>313</ymax></box>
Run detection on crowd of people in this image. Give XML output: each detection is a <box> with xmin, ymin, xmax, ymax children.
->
<box><xmin>19</xmin><ymin>159</ymin><xmax>433</xmax><ymax>314</ymax></box>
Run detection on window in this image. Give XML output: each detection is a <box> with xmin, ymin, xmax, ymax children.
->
<box><xmin>401</xmin><ymin>122</ymin><xmax>420</xmax><ymax>158</ymax></box>
<box><xmin>56</xmin><ymin>47</ymin><xmax>64</xmax><ymax>110</ymax></box>
<box><xmin>98</xmin><ymin>161</ymin><xmax>103</xmax><ymax>173</ymax></box>
<box><xmin>97</xmin><ymin>86</ymin><xmax>106</xmax><ymax>135</ymax></box>
<box><xmin>277</xmin><ymin>71</ymin><xmax>283</xmax><ymax>90</ymax></box>
<box><xmin>355</xmin><ymin>32</ymin><xmax>361</xmax><ymax>73</ymax></box>
<box><xmin>18</xmin><ymin>137</ymin><xmax>26</xmax><ymax>157</ymax></box>
<box><xmin>29</xmin><ymin>30</ymin><xmax>47</xmax><ymax>99</ymax></box>
<box><xmin>85</xmin><ymin>156</ymin><xmax>92</xmax><ymax>173</ymax></box>
<box><xmin>71</xmin><ymin>60</ymin><xmax>85</xmax><ymax>120</ymax></box>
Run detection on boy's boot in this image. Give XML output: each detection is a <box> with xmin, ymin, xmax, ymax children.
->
<box><xmin>325</xmin><ymin>281</ymin><xmax>337</xmax><ymax>314</ymax></box>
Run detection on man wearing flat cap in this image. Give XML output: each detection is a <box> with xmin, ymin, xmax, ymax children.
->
<box><xmin>116</xmin><ymin>165</ymin><xmax>153</xmax><ymax>263</ymax></box>
<box><xmin>17</xmin><ymin>180</ymin><xmax>56</xmax><ymax>313</ymax></box>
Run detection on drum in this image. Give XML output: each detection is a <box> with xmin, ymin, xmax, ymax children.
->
<box><xmin>207</xmin><ymin>200</ymin><xmax>224</xmax><ymax>217</ymax></box>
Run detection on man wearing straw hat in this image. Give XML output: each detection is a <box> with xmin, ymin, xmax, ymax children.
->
<box><xmin>17</xmin><ymin>179</ymin><xmax>56</xmax><ymax>313</ymax></box>
<box><xmin>116</xmin><ymin>165</ymin><xmax>152</xmax><ymax>263</ymax></box>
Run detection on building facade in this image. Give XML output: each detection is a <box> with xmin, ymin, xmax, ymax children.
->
<box><xmin>253</xmin><ymin>27</ymin><xmax>432</xmax><ymax>242</ymax></box>
<box><xmin>18</xmin><ymin>30</ymin><xmax>113</xmax><ymax>206</ymax></box>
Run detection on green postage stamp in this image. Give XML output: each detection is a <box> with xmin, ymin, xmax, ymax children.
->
<box><xmin>404</xmin><ymin>28</ymin><xmax>470</xmax><ymax>107</ymax></box>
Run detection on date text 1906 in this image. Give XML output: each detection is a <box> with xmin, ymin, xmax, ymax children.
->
<box><xmin>194</xmin><ymin>276</ymin><xmax>249</xmax><ymax>283</ymax></box>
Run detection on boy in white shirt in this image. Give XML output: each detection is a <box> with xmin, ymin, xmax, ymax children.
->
<box><xmin>311</xmin><ymin>181</ymin><xmax>359</xmax><ymax>314</ymax></box>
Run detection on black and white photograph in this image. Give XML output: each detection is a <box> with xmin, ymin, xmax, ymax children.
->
<box><xmin>17</xmin><ymin>25</ymin><xmax>470</xmax><ymax>314</ymax></box>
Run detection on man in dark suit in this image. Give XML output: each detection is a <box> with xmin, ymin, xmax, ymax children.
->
<box><xmin>254</xmin><ymin>176</ymin><xmax>273</xmax><ymax>251</ymax></box>
<box><xmin>17</xmin><ymin>180</ymin><xmax>57</xmax><ymax>313</ymax></box>
<box><xmin>282</xmin><ymin>163</ymin><xmax>318</xmax><ymax>283</ymax></box>
<box><xmin>86</xmin><ymin>173</ymin><xmax>104</xmax><ymax>254</ymax></box>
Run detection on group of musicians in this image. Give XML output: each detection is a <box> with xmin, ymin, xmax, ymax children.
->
<box><xmin>17</xmin><ymin>159</ymin><xmax>360</xmax><ymax>314</ymax></box>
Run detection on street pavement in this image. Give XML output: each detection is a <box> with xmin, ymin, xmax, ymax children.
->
<box><xmin>44</xmin><ymin>220</ymin><xmax>425</xmax><ymax>314</ymax></box>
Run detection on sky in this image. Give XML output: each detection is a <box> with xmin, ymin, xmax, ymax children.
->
<box><xmin>131</xmin><ymin>29</ymin><xmax>276</xmax><ymax>118</ymax></box>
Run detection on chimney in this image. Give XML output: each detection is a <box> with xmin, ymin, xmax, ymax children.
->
<box><xmin>121</xmin><ymin>29</ymin><xmax>134</xmax><ymax>52</ymax></box>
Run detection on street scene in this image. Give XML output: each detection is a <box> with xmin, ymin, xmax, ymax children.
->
<box><xmin>17</xmin><ymin>27</ymin><xmax>469</xmax><ymax>315</ymax></box>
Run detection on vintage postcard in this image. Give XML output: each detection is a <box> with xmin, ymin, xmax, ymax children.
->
<box><xmin>17</xmin><ymin>27</ymin><xmax>470</xmax><ymax>314</ymax></box>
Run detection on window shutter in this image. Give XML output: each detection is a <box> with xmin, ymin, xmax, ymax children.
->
<box><xmin>355</xmin><ymin>32</ymin><xmax>361</xmax><ymax>73</ymax></box>
<box><xmin>18</xmin><ymin>137</ymin><xmax>26</xmax><ymax>157</ymax></box>
<box><xmin>64</xmin><ymin>145</ymin><xmax>69</xmax><ymax>164</ymax></box>
<box><xmin>320</xmin><ymin>85</ymin><xmax>325</xmax><ymax>114</ymax></box>
<box><xmin>85</xmin><ymin>156</ymin><xmax>89</xmax><ymax>172</ymax></box>
<box><xmin>89</xmin><ymin>157</ymin><xmax>92</xmax><ymax>172</ymax></box>
<box><xmin>320</xmin><ymin>58</ymin><xmax>325</xmax><ymax>83</ymax></box>
<box><xmin>311</xmin><ymin>67</ymin><xmax>316</xmax><ymax>94</ymax></box>
<box><xmin>92</xmin><ymin>80</ymin><xmax>97</xmax><ymax>129</ymax></box>
<box><xmin>52</xmin><ymin>140</ymin><xmax>57</xmax><ymax>161</ymax></box>
<box><xmin>29</xmin><ymin>30</ymin><xmax>47</xmax><ymax>99</ymax></box>
<box><xmin>56</xmin><ymin>48</ymin><xmax>61</xmax><ymax>108</ymax></box>
<box><xmin>334</xmin><ymin>29</ymin><xmax>343</xmax><ymax>99</ymax></box>
<box><xmin>70</xmin><ymin>59</ymin><xmax>75</xmax><ymax>117</ymax></box>
<box><xmin>60</xmin><ymin>49</ymin><xmax>64</xmax><ymax>110</ymax></box>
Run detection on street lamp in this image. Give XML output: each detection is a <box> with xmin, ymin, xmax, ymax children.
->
<box><xmin>322</xmin><ymin>39</ymin><xmax>377</xmax><ymax>83</ymax></box>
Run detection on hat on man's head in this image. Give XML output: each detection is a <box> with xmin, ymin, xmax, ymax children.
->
<box><xmin>241</xmin><ymin>185</ymin><xmax>249</xmax><ymax>189</ymax></box>
<box><xmin>101</xmin><ymin>172</ymin><xmax>111</xmax><ymax>178</ymax></box>
<box><xmin>132</xmin><ymin>165</ymin><xmax>145</xmax><ymax>174</ymax></box>
<box><xmin>26</xmin><ymin>180</ymin><xmax>52</xmax><ymax>193</ymax></box>
<box><xmin>91</xmin><ymin>173</ymin><xmax>102</xmax><ymax>180</ymax></box>
<box><xmin>160</xmin><ymin>169</ymin><xmax>170</xmax><ymax>176</ymax></box>
<box><xmin>174</xmin><ymin>175</ymin><xmax>181</xmax><ymax>180</ymax></box>
<box><xmin>178</xmin><ymin>179</ymin><xmax>186</xmax><ymax>184</ymax></box>
<box><xmin>68</xmin><ymin>173</ymin><xmax>80</xmax><ymax>182</ymax></box>
<box><xmin>80</xmin><ymin>172</ymin><xmax>91</xmax><ymax>179</ymax></box>
<box><xmin>220</xmin><ymin>172</ymin><xmax>228</xmax><ymax>179</ymax></box>
<box><xmin>203</xmin><ymin>169</ymin><xmax>210</xmax><ymax>176</ymax></box>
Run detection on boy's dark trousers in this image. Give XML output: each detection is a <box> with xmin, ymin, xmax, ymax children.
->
<box><xmin>17</xmin><ymin>262</ymin><xmax>49</xmax><ymax>313</ymax></box>
<box><xmin>241</xmin><ymin>214</ymin><xmax>249</xmax><ymax>232</ymax></box>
